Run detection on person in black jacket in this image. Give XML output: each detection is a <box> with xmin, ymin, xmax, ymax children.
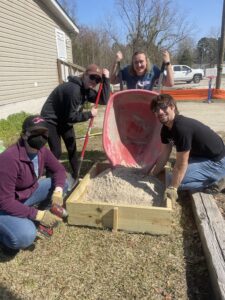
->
<box><xmin>41</xmin><ymin>64</ymin><xmax>110</xmax><ymax>181</ymax></box>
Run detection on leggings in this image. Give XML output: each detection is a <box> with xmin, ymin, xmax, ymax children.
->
<box><xmin>47</xmin><ymin>122</ymin><xmax>78</xmax><ymax>178</ymax></box>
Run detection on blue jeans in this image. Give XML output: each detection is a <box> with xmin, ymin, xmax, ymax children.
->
<box><xmin>0</xmin><ymin>178</ymin><xmax>68</xmax><ymax>250</ymax></box>
<box><xmin>179</xmin><ymin>156</ymin><xmax>225</xmax><ymax>191</ymax></box>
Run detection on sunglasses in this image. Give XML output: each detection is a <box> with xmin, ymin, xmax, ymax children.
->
<box><xmin>89</xmin><ymin>74</ymin><xmax>102</xmax><ymax>84</ymax></box>
<box><xmin>152</xmin><ymin>102</ymin><xmax>170</xmax><ymax>113</ymax></box>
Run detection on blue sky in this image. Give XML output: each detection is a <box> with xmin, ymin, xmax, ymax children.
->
<box><xmin>73</xmin><ymin>0</ymin><xmax>223</xmax><ymax>42</ymax></box>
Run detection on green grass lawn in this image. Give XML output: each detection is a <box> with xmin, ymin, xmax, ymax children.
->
<box><xmin>0</xmin><ymin>111</ymin><xmax>106</xmax><ymax>177</ymax></box>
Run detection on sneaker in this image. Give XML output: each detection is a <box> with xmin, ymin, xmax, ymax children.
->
<box><xmin>37</xmin><ymin>224</ymin><xmax>53</xmax><ymax>239</ymax></box>
<box><xmin>67</xmin><ymin>173</ymin><xmax>79</xmax><ymax>192</ymax></box>
<box><xmin>204</xmin><ymin>186</ymin><xmax>218</xmax><ymax>195</ymax></box>
<box><xmin>205</xmin><ymin>177</ymin><xmax>225</xmax><ymax>194</ymax></box>
<box><xmin>0</xmin><ymin>244</ymin><xmax>19</xmax><ymax>257</ymax></box>
<box><xmin>215</xmin><ymin>176</ymin><xmax>225</xmax><ymax>192</ymax></box>
<box><xmin>24</xmin><ymin>244</ymin><xmax>35</xmax><ymax>252</ymax></box>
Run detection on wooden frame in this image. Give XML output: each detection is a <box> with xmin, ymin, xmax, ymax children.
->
<box><xmin>66</xmin><ymin>162</ymin><xmax>172</xmax><ymax>235</ymax></box>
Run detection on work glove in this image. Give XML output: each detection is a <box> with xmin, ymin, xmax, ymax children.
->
<box><xmin>164</xmin><ymin>186</ymin><xmax>178</xmax><ymax>207</ymax></box>
<box><xmin>91</xmin><ymin>107</ymin><xmax>98</xmax><ymax>117</ymax></box>
<box><xmin>51</xmin><ymin>189</ymin><xmax>63</xmax><ymax>206</ymax></box>
<box><xmin>35</xmin><ymin>210</ymin><xmax>62</xmax><ymax>228</ymax></box>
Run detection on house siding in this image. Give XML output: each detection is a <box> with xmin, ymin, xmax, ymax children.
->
<box><xmin>0</xmin><ymin>0</ymin><xmax>73</xmax><ymax>111</ymax></box>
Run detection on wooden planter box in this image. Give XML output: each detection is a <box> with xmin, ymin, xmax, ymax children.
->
<box><xmin>66</xmin><ymin>162</ymin><xmax>172</xmax><ymax>235</ymax></box>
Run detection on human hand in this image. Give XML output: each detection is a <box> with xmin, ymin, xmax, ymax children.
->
<box><xmin>162</xmin><ymin>49</ymin><xmax>170</xmax><ymax>64</ymax></box>
<box><xmin>51</xmin><ymin>189</ymin><xmax>63</xmax><ymax>206</ymax></box>
<box><xmin>91</xmin><ymin>107</ymin><xmax>98</xmax><ymax>117</ymax></box>
<box><xmin>164</xmin><ymin>186</ymin><xmax>178</xmax><ymax>206</ymax></box>
<box><xmin>102</xmin><ymin>68</ymin><xmax>109</xmax><ymax>78</ymax></box>
<box><xmin>116</xmin><ymin>51</ymin><xmax>123</xmax><ymax>62</ymax></box>
<box><xmin>35</xmin><ymin>210</ymin><xmax>62</xmax><ymax>228</ymax></box>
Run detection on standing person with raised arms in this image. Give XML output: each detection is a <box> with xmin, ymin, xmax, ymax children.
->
<box><xmin>110</xmin><ymin>50</ymin><xmax>174</xmax><ymax>90</ymax></box>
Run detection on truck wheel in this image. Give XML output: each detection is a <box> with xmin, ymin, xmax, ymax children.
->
<box><xmin>193</xmin><ymin>75</ymin><xmax>200</xmax><ymax>83</ymax></box>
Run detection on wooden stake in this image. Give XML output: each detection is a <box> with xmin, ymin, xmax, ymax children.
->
<box><xmin>112</xmin><ymin>207</ymin><xmax>118</xmax><ymax>233</ymax></box>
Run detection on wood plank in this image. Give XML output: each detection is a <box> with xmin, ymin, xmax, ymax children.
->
<box><xmin>191</xmin><ymin>192</ymin><xmax>225</xmax><ymax>300</ymax></box>
<box><xmin>67</xmin><ymin>201</ymin><xmax>171</xmax><ymax>235</ymax></box>
<box><xmin>112</xmin><ymin>207</ymin><xmax>119</xmax><ymax>233</ymax></box>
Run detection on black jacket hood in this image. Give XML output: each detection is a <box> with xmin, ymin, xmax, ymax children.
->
<box><xmin>67</xmin><ymin>75</ymin><xmax>83</xmax><ymax>87</ymax></box>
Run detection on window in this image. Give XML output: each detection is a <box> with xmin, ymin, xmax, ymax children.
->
<box><xmin>182</xmin><ymin>66</ymin><xmax>190</xmax><ymax>72</ymax></box>
<box><xmin>55</xmin><ymin>29</ymin><xmax>67</xmax><ymax>60</ymax></box>
<box><xmin>174</xmin><ymin>66</ymin><xmax>181</xmax><ymax>71</ymax></box>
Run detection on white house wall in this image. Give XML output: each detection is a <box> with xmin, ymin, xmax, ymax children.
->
<box><xmin>0</xmin><ymin>0</ymin><xmax>73</xmax><ymax>119</ymax></box>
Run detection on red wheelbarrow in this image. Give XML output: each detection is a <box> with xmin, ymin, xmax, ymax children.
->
<box><xmin>102</xmin><ymin>89</ymin><xmax>162</xmax><ymax>170</ymax></box>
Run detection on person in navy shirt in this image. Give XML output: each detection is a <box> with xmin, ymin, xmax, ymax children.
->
<box><xmin>110</xmin><ymin>50</ymin><xmax>174</xmax><ymax>90</ymax></box>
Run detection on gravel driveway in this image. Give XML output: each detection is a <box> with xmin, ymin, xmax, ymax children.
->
<box><xmin>94</xmin><ymin>101</ymin><xmax>225</xmax><ymax>133</ymax></box>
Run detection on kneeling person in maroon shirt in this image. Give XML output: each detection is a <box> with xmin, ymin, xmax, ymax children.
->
<box><xmin>0</xmin><ymin>115</ymin><xmax>67</xmax><ymax>255</ymax></box>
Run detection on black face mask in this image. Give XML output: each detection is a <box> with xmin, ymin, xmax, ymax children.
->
<box><xmin>27</xmin><ymin>135</ymin><xmax>48</xmax><ymax>150</ymax></box>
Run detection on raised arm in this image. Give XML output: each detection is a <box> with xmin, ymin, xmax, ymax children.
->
<box><xmin>162</xmin><ymin>50</ymin><xmax>174</xmax><ymax>87</ymax></box>
<box><xmin>110</xmin><ymin>51</ymin><xmax>123</xmax><ymax>84</ymax></box>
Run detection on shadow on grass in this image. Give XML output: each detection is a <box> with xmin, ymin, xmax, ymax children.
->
<box><xmin>0</xmin><ymin>284</ymin><xmax>22</xmax><ymax>300</ymax></box>
<box><xmin>178</xmin><ymin>191</ymin><xmax>213</xmax><ymax>300</ymax></box>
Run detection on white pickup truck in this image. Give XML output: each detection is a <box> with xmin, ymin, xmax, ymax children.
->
<box><xmin>173</xmin><ymin>65</ymin><xmax>204</xmax><ymax>84</ymax></box>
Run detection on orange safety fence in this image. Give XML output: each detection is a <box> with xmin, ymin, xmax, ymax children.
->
<box><xmin>159</xmin><ymin>89</ymin><xmax>225</xmax><ymax>101</ymax></box>
<box><xmin>213</xmin><ymin>89</ymin><xmax>225</xmax><ymax>99</ymax></box>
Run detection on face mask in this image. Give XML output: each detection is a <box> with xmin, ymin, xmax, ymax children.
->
<box><xmin>27</xmin><ymin>135</ymin><xmax>48</xmax><ymax>150</ymax></box>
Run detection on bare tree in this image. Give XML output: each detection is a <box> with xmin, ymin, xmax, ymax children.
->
<box><xmin>58</xmin><ymin>0</ymin><xmax>114</xmax><ymax>68</ymax></box>
<box><xmin>115</xmin><ymin>0</ymin><xmax>194</xmax><ymax>64</ymax></box>
<box><xmin>72</xmin><ymin>25</ymin><xmax>115</xmax><ymax>68</ymax></box>
<box><xmin>59</xmin><ymin>0</ymin><xmax>195</xmax><ymax>68</ymax></box>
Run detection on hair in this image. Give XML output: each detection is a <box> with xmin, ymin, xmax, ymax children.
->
<box><xmin>129</xmin><ymin>51</ymin><xmax>151</xmax><ymax>76</ymax></box>
<box><xmin>150</xmin><ymin>94</ymin><xmax>179</xmax><ymax>115</ymax></box>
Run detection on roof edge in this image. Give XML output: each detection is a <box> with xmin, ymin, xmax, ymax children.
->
<box><xmin>40</xmin><ymin>0</ymin><xmax>79</xmax><ymax>34</ymax></box>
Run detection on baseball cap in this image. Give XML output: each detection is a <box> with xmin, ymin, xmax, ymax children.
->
<box><xmin>86</xmin><ymin>64</ymin><xmax>102</xmax><ymax>78</ymax></box>
<box><xmin>22</xmin><ymin>115</ymin><xmax>48</xmax><ymax>133</ymax></box>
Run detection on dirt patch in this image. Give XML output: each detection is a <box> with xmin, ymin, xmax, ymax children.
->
<box><xmin>214</xmin><ymin>192</ymin><xmax>225</xmax><ymax>218</ymax></box>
